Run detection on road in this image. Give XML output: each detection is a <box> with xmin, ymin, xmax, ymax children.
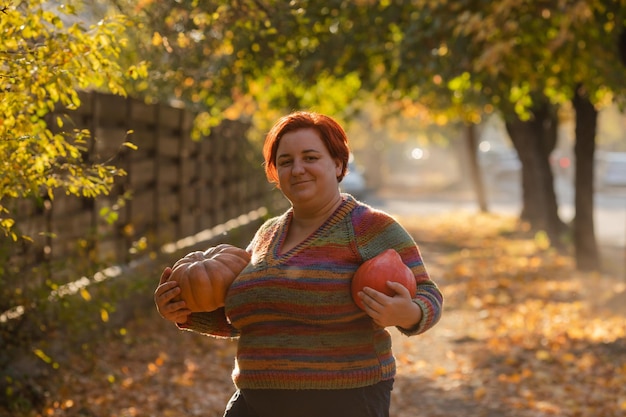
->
<box><xmin>363</xmin><ymin>178</ymin><xmax>626</xmax><ymax>249</ymax></box>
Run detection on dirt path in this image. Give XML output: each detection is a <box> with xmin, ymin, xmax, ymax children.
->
<box><xmin>14</xmin><ymin>211</ymin><xmax>626</xmax><ymax>417</ymax></box>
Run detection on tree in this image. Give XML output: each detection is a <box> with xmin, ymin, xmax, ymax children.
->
<box><xmin>88</xmin><ymin>0</ymin><xmax>413</xmax><ymax>139</ymax></box>
<box><xmin>0</xmin><ymin>0</ymin><xmax>144</xmax><ymax>240</ymax></box>
<box><xmin>391</xmin><ymin>0</ymin><xmax>626</xmax><ymax>270</ymax></box>
<box><xmin>91</xmin><ymin>0</ymin><xmax>625</xmax><ymax>270</ymax></box>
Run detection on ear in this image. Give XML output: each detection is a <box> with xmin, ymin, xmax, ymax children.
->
<box><xmin>334</xmin><ymin>159</ymin><xmax>343</xmax><ymax>179</ymax></box>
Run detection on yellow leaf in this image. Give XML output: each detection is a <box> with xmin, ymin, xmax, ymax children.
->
<box><xmin>100</xmin><ymin>309</ymin><xmax>109</xmax><ymax>322</ymax></box>
<box><xmin>535</xmin><ymin>350</ymin><xmax>551</xmax><ymax>361</ymax></box>
<box><xmin>152</xmin><ymin>31</ymin><xmax>163</xmax><ymax>46</ymax></box>
<box><xmin>432</xmin><ymin>366</ymin><xmax>448</xmax><ymax>376</ymax></box>
<box><xmin>33</xmin><ymin>348</ymin><xmax>52</xmax><ymax>364</ymax></box>
<box><xmin>79</xmin><ymin>287</ymin><xmax>91</xmax><ymax>301</ymax></box>
<box><xmin>1</xmin><ymin>218</ymin><xmax>15</xmax><ymax>229</ymax></box>
<box><xmin>474</xmin><ymin>386</ymin><xmax>487</xmax><ymax>400</ymax></box>
<box><xmin>176</xmin><ymin>32</ymin><xmax>190</xmax><ymax>48</ymax></box>
<box><xmin>534</xmin><ymin>230</ymin><xmax>550</xmax><ymax>250</ymax></box>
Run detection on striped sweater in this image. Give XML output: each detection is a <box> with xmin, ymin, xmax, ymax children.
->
<box><xmin>181</xmin><ymin>194</ymin><xmax>443</xmax><ymax>390</ymax></box>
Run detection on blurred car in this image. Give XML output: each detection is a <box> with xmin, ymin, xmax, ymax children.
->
<box><xmin>478</xmin><ymin>145</ymin><xmax>521</xmax><ymax>187</ymax></box>
<box><xmin>341</xmin><ymin>161</ymin><xmax>368</xmax><ymax>199</ymax></box>
<box><xmin>597</xmin><ymin>151</ymin><xmax>626</xmax><ymax>187</ymax></box>
<box><xmin>550</xmin><ymin>149</ymin><xmax>573</xmax><ymax>179</ymax></box>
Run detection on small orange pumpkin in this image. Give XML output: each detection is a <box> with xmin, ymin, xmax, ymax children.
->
<box><xmin>351</xmin><ymin>249</ymin><xmax>417</xmax><ymax>311</ymax></box>
<box><xmin>168</xmin><ymin>244</ymin><xmax>250</xmax><ymax>312</ymax></box>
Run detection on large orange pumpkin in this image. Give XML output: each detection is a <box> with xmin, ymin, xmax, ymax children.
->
<box><xmin>351</xmin><ymin>249</ymin><xmax>417</xmax><ymax>311</ymax></box>
<box><xmin>168</xmin><ymin>244</ymin><xmax>250</xmax><ymax>312</ymax></box>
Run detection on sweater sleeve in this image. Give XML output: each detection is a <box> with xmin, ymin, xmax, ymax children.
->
<box><xmin>177</xmin><ymin>216</ymin><xmax>285</xmax><ymax>339</ymax></box>
<box><xmin>351</xmin><ymin>204</ymin><xmax>443</xmax><ymax>336</ymax></box>
<box><xmin>178</xmin><ymin>308</ymin><xmax>240</xmax><ymax>339</ymax></box>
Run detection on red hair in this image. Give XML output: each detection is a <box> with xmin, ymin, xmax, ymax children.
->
<box><xmin>262</xmin><ymin>111</ymin><xmax>350</xmax><ymax>185</ymax></box>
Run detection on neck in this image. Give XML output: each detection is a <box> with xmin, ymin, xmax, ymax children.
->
<box><xmin>291</xmin><ymin>194</ymin><xmax>343</xmax><ymax>228</ymax></box>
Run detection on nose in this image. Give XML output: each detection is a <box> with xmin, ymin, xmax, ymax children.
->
<box><xmin>291</xmin><ymin>159</ymin><xmax>305</xmax><ymax>175</ymax></box>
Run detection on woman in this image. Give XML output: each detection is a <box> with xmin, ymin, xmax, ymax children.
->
<box><xmin>154</xmin><ymin>111</ymin><xmax>443</xmax><ymax>417</ymax></box>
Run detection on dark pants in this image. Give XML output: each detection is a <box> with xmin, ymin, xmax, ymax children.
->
<box><xmin>223</xmin><ymin>379</ymin><xmax>394</xmax><ymax>417</ymax></box>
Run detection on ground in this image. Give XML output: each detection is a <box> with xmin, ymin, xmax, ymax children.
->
<box><xmin>12</xmin><ymin>211</ymin><xmax>626</xmax><ymax>417</ymax></box>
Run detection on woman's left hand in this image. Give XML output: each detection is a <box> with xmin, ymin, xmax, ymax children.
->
<box><xmin>358</xmin><ymin>281</ymin><xmax>422</xmax><ymax>329</ymax></box>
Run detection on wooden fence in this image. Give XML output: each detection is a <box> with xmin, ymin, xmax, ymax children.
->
<box><xmin>2</xmin><ymin>92</ymin><xmax>284</xmax><ymax>295</ymax></box>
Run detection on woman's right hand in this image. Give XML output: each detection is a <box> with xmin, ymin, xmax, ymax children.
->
<box><xmin>154</xmin><ymin>267</ymin><xmax>191</xmax><ymax>324</ymax></box>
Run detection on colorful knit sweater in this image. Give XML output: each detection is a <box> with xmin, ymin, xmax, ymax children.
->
<box><xmin>181</xmin><ymin>194</ymin><xmax>443</xmax><ymax>390</ymax></box>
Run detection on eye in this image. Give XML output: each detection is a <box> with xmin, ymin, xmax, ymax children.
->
<box><xmin>304</xmin><ymin>155</ymin><xmax>319</xmax><ymax>162</ymax></box>
<box><xmin>277</xmin><ymin>159</ymin><xmax>292</xmax><ymax>167</ymax></box>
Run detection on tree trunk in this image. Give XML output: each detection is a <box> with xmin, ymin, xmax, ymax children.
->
<box><xmin>465</xmin><ymin>123</ymin><xmax>488</xmax><ymax>212</ymax></box>
<box><xmin>504</xmin><ymin>103</ymin><xmax>566</xmax><ymax>247</ymax></box>
<box><xmin>617</xmin><ymin>25</ymin><xmax>626</xmax><ymax>66</ymax></box>
<box><xmin>572</xmin><ymin>86</ymin><xmax>600</xmax><ymax>271</ymax></box>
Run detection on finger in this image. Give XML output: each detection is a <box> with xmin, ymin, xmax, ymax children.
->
<box><xmin>361</xmin><ymin>287</ymin><xmax>391</xmax><ymax>305</ymax></box>
<box><xmin>386</xmin><ymin>281</ymin><xmax>411</xmax><ymax>297</ymax></box>
<box><xmin>159</xmin><ymin>267</ymin><xmax>173</xmax><ymax>285</ymax></box>
<box><xmin>157</xmin><ymin>285</ymin><xmax>182</xmax><ymax>307</ymax></box>
<box><xmin>172</xmin><ymin>310</ymin><xmax>192</xmax><ymax>324</ymax></box>
<box><xmin>159</xmin><ymin>298</ymin><xmax>189</xmax><ymax>320</ymax></box>
<box><xmin>166</xmin><ymin>300</ymin><xmax>189</xmax><ymax>314</ymax></box>
<box><xmin>358</xmin><ymin>290</ymin><xmax>384</xmax><ymax>314</ymax></box>
<box><xmin>154</xmin><ymin>280</ymin><xmax>179</xmax><ymax>298</ymax></box>
<box><xmin>357</xmin><ymin>295</ymin><xmax>385</xmax><ymax>326</ymax></box>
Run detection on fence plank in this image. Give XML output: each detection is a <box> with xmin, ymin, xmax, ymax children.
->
<box><xmin>3</xmin><ymin>93</ymin><xmax>269</xmax><ymax>306</ymax></box>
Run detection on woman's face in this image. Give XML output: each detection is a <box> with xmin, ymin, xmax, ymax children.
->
<box><xmin>275</xmin><ymin>128</ymin><xmax>342</xmax><ymax>207</ymax></box>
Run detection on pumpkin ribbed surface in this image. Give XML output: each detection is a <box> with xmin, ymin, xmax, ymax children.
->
<box><xmin>169</xmin><ymin>244</ymin><xmax>250</xmax><ymax>312</ymax></box>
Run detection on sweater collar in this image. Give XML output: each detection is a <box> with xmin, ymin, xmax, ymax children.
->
<box><xmin>273</xmin><ymin>194</ymin><xmax>357</xmax><ymax>259</ymax></box>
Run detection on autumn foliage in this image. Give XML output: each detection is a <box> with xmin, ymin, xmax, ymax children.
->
<box><xmin>0</xmin><ymin>1</ymin><xmax>146</xmax><ymax>240</ymax></box>
<box><xmin>9</xmin><ymin>212</ymin><xmax>625</xmax><ymax>417</ymax></box>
